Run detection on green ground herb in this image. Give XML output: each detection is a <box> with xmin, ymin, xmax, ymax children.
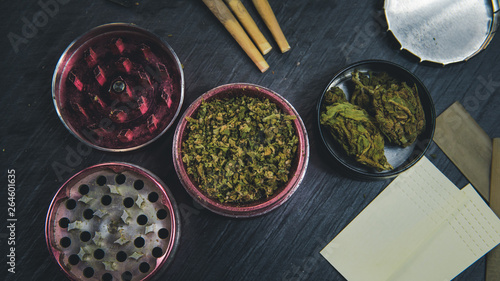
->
<box><xmin>182</xmin><ymin>95</ymin><xmax>298</xmax><ymax>204</ymax></box>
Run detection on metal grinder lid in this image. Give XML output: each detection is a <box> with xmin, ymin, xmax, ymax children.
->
<box><xmin>45</xmin><ymin>163</ymin><xmax>180</xmax><ymax>281</ymax></box>
<box><xmin>385</xmin><ymin>0</ymin><xmax>499</xmax><ymax>65</ymax></box>
<box><xmin>52</xmin><ymin>23</ymin><xmax>184</xmax><ymax>152</ymax></box>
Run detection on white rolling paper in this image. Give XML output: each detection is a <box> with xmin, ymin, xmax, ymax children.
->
<box><xmin>321</xmin><ymin>157</ymin><xmax>500</xmax><ymax>281</ymax></box>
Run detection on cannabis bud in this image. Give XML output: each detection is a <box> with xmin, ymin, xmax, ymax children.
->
<box><xmin>321</xmin><ymin>88</ymin><xmax>393</xmax><ymax>171</ymax></box>
<box><xmin>351</xmin><ymin>70</ymin><xmax>425</xmax><ymax>147</ymax></box>
<box><xmin>320</xmin><ymin>70</ymin><xmax>426</xmax><ymax>171</ymax></box>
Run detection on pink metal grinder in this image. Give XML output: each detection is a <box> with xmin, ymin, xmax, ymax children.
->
<box><xmin>45</xmin><ymin>163</ymin><xmax>180</xmax><ymax>281</ymax></box>
<box><xmin>52</xmin><ymin>23</ymin><xmax>184</xmax><ymax>151</ymax></box>
<box><xmin>173</xmin><ymin>83</ymin><xmax>310</xmax><ymax>218</ymax></box>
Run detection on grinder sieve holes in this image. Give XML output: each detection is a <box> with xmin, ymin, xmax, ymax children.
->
<box><xmin>96</xmin><ymin>175</ymin><xmax>107</xmax><ymax>186</ymax></box>
<box><xmin>79</xmin><ymin>184</ymin><xmax>90</xmax><ymax>195</ymax></box>
<box><xmin>148</xmin><ymin>192</ymin><xmax>159</xmax><ymax>203</ymax></box>
<box><xmin>152</xmin><ymin>247</ymin><xmax>163</xmax><ymax>258</ymax></box>
<box><xmin>59</xmin><ymin>217</ymin><xmax>70</xmax><ymax>228</ymax></box>
<box><xmin>139</xmin><ymin>262</ymin><xmax>150</xmax><ymax>273</ymax></box>
<box><xmin>94</xmin><ymin>248</ymin><xmax>105</xmax><ymax>259</ymax></box>
<box><xmin>68</xmin><ymin>254</ymin><xmax>80</xmax><ymax>265</ymax></box>
<box><xmin>60</xmin><ymin>237</ymin><xmax>71</xmax><ymax>248</ymax></box>
<box><xmin>83</xmin><ymin>209</ymin><xmax>94</xmax><ymax>220</ymax></box>
<box><xmin>137</xmin><ymin>214</ymin><xmax>148</xmax><ymax>225</ymax></box>
<box><xmin>101</xmin><ymin>195</ymin><xmax>112</xmax><ymax>206</ymax></box>
<box><xmin>116</xmin><ymin>251</ymin><xmax>127</xmax><ymax>262</ymax></box>
<box><xmin>134</xmin><ymin>179</ymin><xmax>144</xmax><ymax>190</ymax></box>
<box><xmin>134</xmin><ymin>237</ymin><xmax>145</xmax><ymax>248</ymax></box>
<box><xmin>121</xmin><ymin>271</ymin><xmax>133</xmax><ymax>281</ymax></box>
<box><xmin>83</xmin><ymin>267</ymin><xmax>94</xmax><ymax>278</ymax></box>
<box><xmin>123</xmin><ymin>197</ymin><xmax>134</xmax><ymax>208</ymax></box>
<box><xmin>80</xmin><ymin>231</ymin><xmax>91</xmax><ymax>242</ymax></box>
<box><xmin>115</xmin><ymin>174</ymin><xmax>126</xmax><ymax>184</ymax></box>
<box><xmin>158</xmin><ymin>228</ymin><xmax>169</xmax><ymax>239</ymax></box>
<box><xmin>156</xmin><ymin>209</ymin><xmax>168</xmax><ymax>220</ymax></box>
<box><xmin>102</xmin><ymin>273</ymin><xmax>113</xmax><ymax>281</ymax></box>
<box><xmin>66</xmin><ymin>199</ymin><xmax>77</xmax><ymax>210</ymax></box>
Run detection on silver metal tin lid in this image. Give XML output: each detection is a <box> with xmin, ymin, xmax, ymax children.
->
<box><xmin>385</xmin><ymin>0</ymin><xmax>499</xmax><ymax>65</ymax></box>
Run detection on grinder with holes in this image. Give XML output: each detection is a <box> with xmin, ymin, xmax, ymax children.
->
<box><xmin>45</xmin><ymin>163</ymin><xmax>180</xmax><ymax>281</ymax></box>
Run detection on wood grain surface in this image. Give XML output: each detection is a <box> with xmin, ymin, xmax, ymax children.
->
<box><xmin>434</xmin><ymin>102</ymin><xmax>492</xmax><ymax>201</ymax></box>
<box><xmin>486</xmin><ymin>138</ymin><xmax>500</xmax><ymax>281</ymax></box>
<box><xmin>0</xmin><ymin>1</ymin><xmax>499</xmax><ymax>281</ymax></box>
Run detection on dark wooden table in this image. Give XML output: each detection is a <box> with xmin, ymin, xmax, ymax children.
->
<box><xmin>1</xmin><ymin>0</ymin><xmax>499</xmax><ymax>280</ymax></box>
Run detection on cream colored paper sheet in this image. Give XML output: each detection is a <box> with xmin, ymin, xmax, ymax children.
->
<box><xmin>321</xmin><ymin>157</ymin><xmax>500</xmax><ymax>281</ymax></box>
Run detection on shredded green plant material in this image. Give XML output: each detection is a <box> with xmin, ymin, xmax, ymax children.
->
<box><xmin>321</xmin><ymin>88</ymin><xmax>393</xmax><ymax>171</ymax></box>
<box><xmin>182</xmin><ymin>95</ymin><xmax>298</xmax><ymax>204</ymax></box>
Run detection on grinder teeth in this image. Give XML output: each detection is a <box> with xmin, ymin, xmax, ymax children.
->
<box><xmin>136</xmin><ymin>195</ymin><xmax>145</xmax><ymax>208</ymax></box>
<box><xmin>107</xmin><ymin>184</ymin><xmax>121</xmax><ymax>195</ymax></box>
<box><xmin>93</xmin><ymin>209</ymin><xmax>106</xmax><ymax>218</ymax></box>
<box><xmin>130</xmin><ymin>252</ymin><xmax>144</xmax><ymax>260</ymax></box>
<box><xmin>77</xmin><ymin>247</ymin><xmax>88</xmax><ymax>260</ymax></box>
<box><xmin>92</xmin><ymin>231</ymin><xmax>104</xmax><ymax>246</ymax></box>
<box><xmin>78</xmin><ymin>195</ymin><xmax>94</xmax><ymax>204</ymax></box>
<box><xmin>114</xmin><ymin>236</ymin><xmax>129</xmax><ymax>246</ymax></box>
<box><xmin>103</xmin><ymin>261</ymin><xmax>116</xmax><ymax>271</ymax></box>
<box><xmin>47</xmin><ymin>164</ymin><xmax>176</xmax><ymax>281</ymax></box>
<box><xmin>68</xmin><ymin>220</ymin><xmax>84</xmax><ymax>231</ymax></box>
<box><xmin>121</xmin><ymin>210</ymin><xmax>131</xmax><ymax>224</ymax></box>
<box><xmin>53</xmin><ymin>24</ymin><xmax>184</xmax><ymax>152</ymax></box>
<box><xmin>144</xmin><ymin>224</ymin><xmax>155</xmax><ymax>234</ymax></box>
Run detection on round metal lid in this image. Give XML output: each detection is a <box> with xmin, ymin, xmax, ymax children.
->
<box><xmin>385</xmin><ymin>0</ymin><xmax>499</xmax><ymax>65</ymax></box>
<box><xmin>45</xmin><ymin>162</ymin><xmax>180</xmax><ymax>281</ymax></box>
<box><xmin>52</xmin><ymin>23</ymin><xmax>184</xmax><ymax>151</ymax></box>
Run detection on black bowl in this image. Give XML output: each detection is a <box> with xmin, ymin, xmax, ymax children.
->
<box><xmin>317</xmin><ymin>60</ymin><xmax>436</xmax><ymax>180</ymax></box>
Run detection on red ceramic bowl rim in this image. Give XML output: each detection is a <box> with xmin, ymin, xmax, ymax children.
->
<box><xmin>173</xmin><ymin>83</ymin><xmax>309</xmax><ymax>218</ymax></box>
<box><xmin>44</xmin><ymin>162</ymin><xmax>179</xmax><ymax>281</ymax></box>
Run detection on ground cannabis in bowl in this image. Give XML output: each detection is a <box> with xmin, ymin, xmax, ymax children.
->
<box><xmin>181</xmin><ymin>95</ymin><xmax>298</xmax><ymax>204</ymax></box>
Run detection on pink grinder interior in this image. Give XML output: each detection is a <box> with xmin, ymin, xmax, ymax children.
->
<box><xmin>52</xmin><ymin>23</ymin><xmax>184</xmax><ymax>151</ymax></box>
<box><xmin>45</xmin><ymin>163</ymin><xmax>180</xmax><ymax>281</ymax></box>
